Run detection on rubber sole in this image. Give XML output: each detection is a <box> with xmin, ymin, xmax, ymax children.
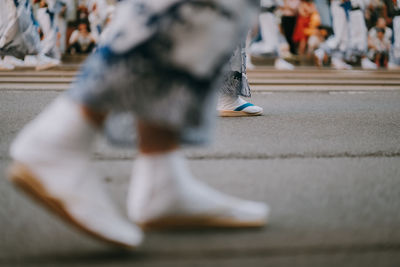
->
<box><xmin>35</xmin><ymin>63</ymin><xmax>58</xmax><ymax>71</ymax></box>
<box><xmin>7</xmin><ymin>162</ymin><xmax>137</xmax><ymax>249</ymax></box>
<box><xmin>219</xmin><ymin>110</ymin><xmax>263</xmax><ymax>117</ymax></box>
<box><xmin>138</xmin><ymin>215</ymin><xmax>267</xmax><ymax>230</ymax></box>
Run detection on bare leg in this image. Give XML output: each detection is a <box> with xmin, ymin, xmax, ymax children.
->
<box><xmin>137</xmin><ymin>120</ymin><xmax>179</xmax><ymax>154</ymax></box>
<box><xmin>81</xmin><ymin>106</ymin><xmax>107</xmax><ymax>127</ymax></box>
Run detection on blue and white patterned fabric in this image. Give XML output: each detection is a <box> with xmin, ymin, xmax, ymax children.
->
<box><xmin>0</xmin><ymin>0</ymin><xmax>41</xmax><ymax>58</ymax></box>
<box><xmin>220</xmin><ymin>44</ymin><xmax>252</xmax><ymax>98</ymax></box>
<box><xmin>68</xmin><ymin>0</ymin><xmax>260</xmax><ymax>146</ymax></box>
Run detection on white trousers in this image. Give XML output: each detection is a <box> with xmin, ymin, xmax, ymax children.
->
<box><xmin>391</xmin><ymin>16</ymin><xmax>400</xmax><ymax>64</ymax></box>
<box><xmin>250</xmin><ymin>12</ymin><xmax>280</xmax><ymax>55</ymax></box>
<box><xmin>328</xmin><ymin>2</ymin><xmax>367</xmax><ymax>56</ymax></box>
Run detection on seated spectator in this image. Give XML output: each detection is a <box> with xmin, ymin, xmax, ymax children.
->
<box><xmin>307</xmin><ymin>25</ymin><xmax>330</xmax><ymax>55</ymax></box>
<box><xmin>292</xmin><ymin>0</ymin><xmax>320</xmax><ymax>57</ymax></box>
<box><xmin>368</xmin><ymin>17</ymin><xmax>392</xmax><ymax>67</ymax></box>
<box><xmin>280</xmin><ymin>0</ymin><xmax>300</xmax><ymax>55</ymax></box>
<box><xmin>68</xmin><ymin>21</ymin><xmax>96</xmax><ymax>54</ymax></box>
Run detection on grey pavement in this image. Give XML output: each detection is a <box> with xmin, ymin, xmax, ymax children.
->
<box><xmin>1</xmin><ymin>67</ymin><xmax>400</xmax><ymax>266</ymax></box>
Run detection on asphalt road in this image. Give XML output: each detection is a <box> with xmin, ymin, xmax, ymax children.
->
<box><xmin>0</xmin><ymin>67</ymin><xmax>400</xmax><ymax>266</ymax></box>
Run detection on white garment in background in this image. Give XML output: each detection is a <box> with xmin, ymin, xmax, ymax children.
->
<box><xmin>37</xmin><ymin>7</ymin><xmax>58</xmax><ymax>58</ymax></box>
<box><xmin>349</xmin><ymin>9</ymin><xmax>368</xmax><ymax>54</ymax></box>
<box><xmin>392</xmin><ymin>16</ymin><xmax>400</xmax><ymax>63</ymax></box>
<box><xmin>0</xmin><ymin>0</ymin><xmax>18</xmax><ymax>49</ymax></box>
<box><xmin>250</xmin><ymin>12</ymin><xmax>280</xmax><ymax>55</ymax></box>
<box><xmin>325</xmin><ymin>0</ymin><xmax>370</xmax><ymax>58</ymax></box>
<box><xmin>329</xmin><ymin>0</ymin><xmax>349</xmax><ymax>54</ymax></box>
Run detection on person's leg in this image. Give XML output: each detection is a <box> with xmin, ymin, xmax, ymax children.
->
<box><xmin>137</xmin><ymin>121</ymin><xmax>179</xmax><ymax>154</ymax></box>
<box><xmin>281</xmin><ymin>16</ymin><xmax>297</xmax><ymax>55</ymax></box>
<box><xmin>217</xmin><ymin>45</ymin><xmax>263</xmax><ymax>117</ymax></box>
<box><xmin>374</xmin><ymin>52</ymin><xmax>381</xmax><ymax>67</ymax></box>
<box><xmin>389</xmin><ymin>16</ymin><xmax>400</xmax><ymax>69</ymax></box>
<box><xmin>125</xmin><ymin>1</ymin><xmax>268</xmax><ymax>229</ymax></box>
<box><xmin>128</xmin><ymin>122</ymin><xmax>268</xmax><ymax>228</ymax></box>
<box><xmin>349</xmin><ymin>10</ymin><xmax>377</xmax><ymax>69</ymax></box>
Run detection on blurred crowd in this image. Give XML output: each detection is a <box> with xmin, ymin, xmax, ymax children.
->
<box><xmin>0</xmin><ymin>0</ymin><xmax>114</xmax><ymax>70</ymax></box>
<box><xmin>1</xmin><ymin>0</ymin><xmax>399</xmax><ymax>70</ymax></box>
<box><xmin>249</xmin><ymin>0</ymin><xmax>400</xmax><ymax>69</ymax></box>
<box><xmin>31</xmin><ymin>0</ymin><xmax>114</xmax><ymax>57</ymax></box>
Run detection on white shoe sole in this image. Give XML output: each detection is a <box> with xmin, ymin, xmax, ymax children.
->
<box><xmin>219</xmin><ymin>110</ymin><xmax>263</xmax><ymax>117</ymax></box>
<box><xmin>8</xmin><ymin>162</ymin><xmax>137</xmax><ymax>249</ymax></box>
<box><xmin>35</xmin><ymin>63</ymin><xmax>58</xmax><ymax>71</ymax></box>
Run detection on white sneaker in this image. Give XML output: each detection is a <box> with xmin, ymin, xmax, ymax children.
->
<box><xmin>0</xmin><ymin>59</ymin><xmax>15</xmax><ymax>70</ymax></box>
<box><xmin>23</xmin><ymin>55</ymin><xmax>60</xmax><ymax>70</ymax></box>
<box><xmin>331</xmin><ymin>57</ymin><xmax>353</xmax><ymax>70</ymax></box>
<box><xmin>128</xmin><ymin>151</ymin><xmax>269</xmax><ymax>229</ymax></box>
<box><xmin>9</xmin><ymin>97</ymin><xmax>143</xmax><ymax>248</ymax></box>
<box><xmin>3</xmin><ymin>55</ymin><xmax>25</xmax><ymax>67</ymax></box>
<box><xmin>217</xmin><ymin>95</ymin><xmax>263</xmax><ymax>117</ymax></box>
<box><xmin>35</xmin><ymin>54</ymin><xmax>61</xmax><ymax>71</ymax></box>
<box><xmin>361</xmin><ymin>58</ymin><xmax>377</xmax><ymax>70</ymax></box>
<box><xmin>388</xmin><ymin>62</ymin><xmax>400</xmax><ymax>70</ymax></box>
<box><xmin>24</xmin><ymin>55</ymin><xmax>39</xmax><ymax>67</ymax></box>
<box><xmin>274</xmin><ymin>58</ymin><xmax>295</xmax><ymax>70</ymax></box>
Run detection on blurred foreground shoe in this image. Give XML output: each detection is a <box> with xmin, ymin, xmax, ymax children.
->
<box><xmin>274</xmin><ymin>58</ymin><xmax>295</xmax><ymax>70</ymax></box>
<box><xmin>332</xmin><ymin>57</ymin><xmax>353</xmax><ymax>70</ymax></box>
<box><xmin>9</xmin><ymin>97</ymin><xmax>143</xmax><ymax>248</ymax></box>
<box><xmin>24</xmin><ymin>55</ymin><xmax>60</xmax><ymax>71</ymax></box>
<box><xmin>3</xmin><ymin>55</ymin><xmax>25</xmax><ymax>67</ymax></box>
<box><xmin>128</xmin><ymin>151</ymin><xmax>269</xmax><ymax>229</ymax></box>
<box><xmin>0</xmin><ymin>59</ymin><xmax>15</xmax><ymax>70</ymax></box>
<box><xmin>361</xmin><ymin>58</ymin><xmax>377</xmax><ymax>70</ymax></box>
<box><xmin>217</xmin><ymin>95</ymin><xmax>263</xmax><ymax>117</ymax></box>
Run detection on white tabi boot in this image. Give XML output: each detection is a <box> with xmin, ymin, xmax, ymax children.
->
<box><xmin>9</xmin><ymin>97</ymin><xmax>143</xmax><ymax>248</ymax></box>
<box><xmin>128</xmin><ymin>151</ymin><xmax>269</xmax><ymax>229</ymax></box>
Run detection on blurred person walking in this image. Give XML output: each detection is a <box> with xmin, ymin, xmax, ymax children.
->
<box><xmin>8</xmin><ymin>0</ymin><xmax>269</xmax><ymax>248</ymax></box>
<box><xmin>314</xmin><ymin>0</ymin><xmax>377</xmax><ymax>69</ymax></box>
<box><xmin>0</xmin><ymin>0</ymin><xmax>59</xmax><ymax>70</ymax></box>
<box><xmin>250</xmin><ymin>0</ymin><xmax>296</xmax><ymax>70</ymax></box>
<box><xmin>385</xmin><ymin>0</ymin><xmax>400</xmax><ymax>69</ymax></box>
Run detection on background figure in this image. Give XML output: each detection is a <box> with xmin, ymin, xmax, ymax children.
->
<box><xmin>250</xmin><ymin>0</ymin><xmax>295</xmax><ymax>70</ymax></box>
<box><xmin>218</xmin><ymin>45</ymin><xmax>263</xmax><ymax>117</ymax></box>
<box><xmin>368</xmin><ymin>17</ymin><xmax>392</xmax><ymax>67</ymax></box>
<box><xmin>314</xmin><ymin>0</ymin><xmax>332</xmax><ymax>29</ymax></box>
<box><xmin>346</xmin><ymin>0</ymin><xmax>377</xmax><ymax>69</ymax></box>
<box><xmin>88</xmin><ymin>0</ymin><xmax>109</xmax><ymax>42</ymax></box>
<box><xmin>0</xmin><ymin>0</ymin><xmax>59</xmax><ymax>70</ymax></box>
<box><xmin>386</xmin><ymin>0</ymin><xmax>400</xmax><ymax>68</ymax></box>
<box><xmin>54</xmin><ymin>0</ymin><xmax>68</xmax><ymax>54</ymax></box>
<box><xmin>314</xmin><ymin>0</ymin><xmax>377</xmax><ymax>69</ymax></box>
<box><xmin>280</xmin><ymin>0</ymin><xmax>300</xmax><ymax>55</ymax></box>
<box><xmin>292</xmin><ymin>0</ymin><xmax>321</xmax><ymax>57</ymax></box>
<box><xmin>68</xmin><ymin>21</ymin><xmax>96</xmax><ymax>54</ymax></box>
<box><xmin>36</xmin><ymin>0</ymin><xmax>60</xmax><ymax>59</ymax></box>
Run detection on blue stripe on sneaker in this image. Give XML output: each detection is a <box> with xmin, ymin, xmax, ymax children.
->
<box><xmin>234</xmin><ymin>103</ymin><xmax>254</xmax><ymax>111</ymax></box>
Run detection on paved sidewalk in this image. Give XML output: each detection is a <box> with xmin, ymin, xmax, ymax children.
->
<box><xmin>1</xmin><ymin>67</ymin><xmax>400</xmax><ymax>266</ymax></box>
